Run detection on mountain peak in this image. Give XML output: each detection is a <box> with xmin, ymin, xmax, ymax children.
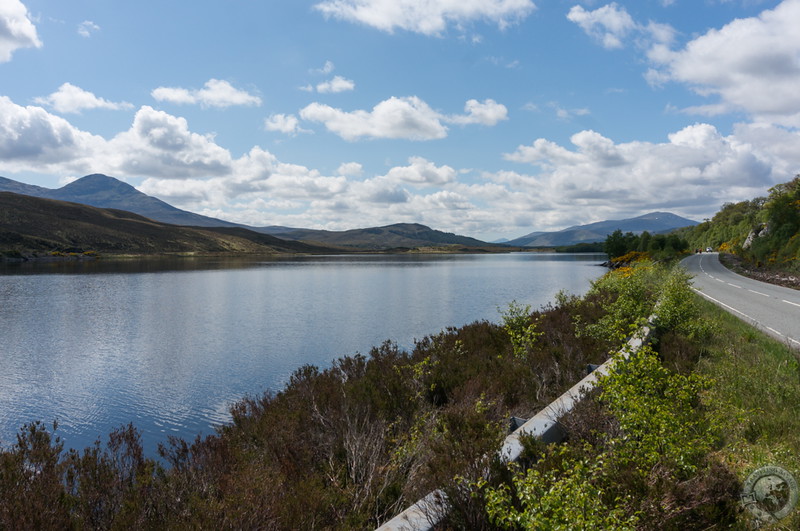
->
<box><xmin>60</xmin><ymin>174</ymin><xmax>139</xmax><ymax>195</ymax></box>
<box><xmin>507</xmin><ymin>212</ymin><xmax>698</xmax><ymax>247</ymax></box>
<box><xmin>0</xmin><ymin>173</ymin><xmax>240</xmax><ymax>228</ymax></box>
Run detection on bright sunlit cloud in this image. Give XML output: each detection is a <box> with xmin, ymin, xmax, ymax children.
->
<box><xmin>313</xmin><ymin>0</ymin><xmax>537</xmax><ymax>35</ymax></box>
<box><xmin>34</xmin><ymin>83</ymin><xmax>133</xmax><ymax>114</ymax></box>
<box><xmin>1</xmin><ymin>0</ymin><xmax>799</xmax><ymax>240</ymax></box>
<box><xmin>0</xmin><ymin>0</ymin><xmax>41</xmax><ymax>61</ymax></box>
<box><xmin>152</xmin><ymin>79</ymin><xmax>262</xmax><ymax>109</ymax></box>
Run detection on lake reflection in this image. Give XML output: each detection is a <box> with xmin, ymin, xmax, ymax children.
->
<box><xmin>0</xmin><ymin>253</ymin><xmax>606</xmax><ymax>454</ymax></box>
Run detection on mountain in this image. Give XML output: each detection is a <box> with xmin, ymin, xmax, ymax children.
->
<box><xmin>0</xmin><ymin>177</ymin><xmax>52</xmax><ymax>197</ymax></box>
<box><xmin>0</xmin><ymin>192</ymin><xmax>335</xmax><ymax>257</ymax></box>
<box><xmin>0</xmin><ymin>174</ymin><xmax>254</xmax><ymax>229</ymax></box>
<box><xmin>0</xmin><ymin>175</ymin><xmax>507</xmax><ymax>251</ymax></box>
<box><xmin>277</xmin><ymin>223</ymin><xmax>499</xmax><ymax>250</ymax></box>
<box><xmin>0</xmin><ymin>175</ymin><xmax>497</xmax><ymax>250</ymax></box>
<box><xmin>507</xmin><ymin>212</ymin><xmax>699</xmax><ymax>247</ymax></box>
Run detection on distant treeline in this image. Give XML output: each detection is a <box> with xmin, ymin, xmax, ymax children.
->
<box><xmin>554</xmin><ymin>242</ymin><xmax>605</xmax><ymax>253</ymax></box>
<box><xmin>603</xmin><ymin>229</ymin><xmax>690</xmax><ymax>261</ymax></box>
<box><xmin>601</xmin><ymin>176</ymin><xmax>800</xmax><ymax>270</ymax></box>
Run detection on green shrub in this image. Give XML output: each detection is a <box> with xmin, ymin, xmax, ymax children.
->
<box><xmin>480</xmin><ymin>346</ymin><xmax>731</xmax><ymax>528</ymax></box>
<box><xmin>578</xmin><ymin>261</ymin><xmax>662</xmax><ymax>344</ymax></box>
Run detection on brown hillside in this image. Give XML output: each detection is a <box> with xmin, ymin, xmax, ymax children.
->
<box><xmin>0</xmin><ymin>192</ymin><xmax>332</xmax><ymax>256</ymax></box>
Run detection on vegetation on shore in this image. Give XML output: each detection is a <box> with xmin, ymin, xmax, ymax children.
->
<box><xmin>2</xmin><ymin>178</ymin><xmax>798</xmax><ymax>528</ymax></box>
<box><xmin>476</xmin><ymin>263</ymin><xmax>800</xmax><ymax>529</ymax></box>
<box><xmin>0</xmin><ymin>257</ymin><xmax>651</xmax><ymax>528</ymax></box>
<box><xmin>6</xmin><ymin>255</ymin><xmax>797</xmax><ymax>528</ymax></box>
<box><xmin>601</xmin><ymin>176</ymin><xmax>799</xmax><ymax>288</ymax></box>
<box><xmin>679</xmin><ymin>176</ymin><xmax>800</xmax><ymax>271</ymax></box>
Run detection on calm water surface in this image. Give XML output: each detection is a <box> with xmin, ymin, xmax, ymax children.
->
<box><xmin>0</xmin><ymin>253</ymin><xmax>606</xmax><ymax>454</ymax></box>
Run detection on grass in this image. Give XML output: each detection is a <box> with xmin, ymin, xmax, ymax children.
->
<box><xmin>694</xmin><ymin>296</ymin><xmax>800</xmax><ymax>528</ymax></box>
<box><xmin>477</xmin><ymin>265</ymin><xmax>800</xmax><ymax>530</ymax></box>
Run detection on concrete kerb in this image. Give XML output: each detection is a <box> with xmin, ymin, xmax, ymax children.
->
<box><xmin>376</xmin><ymin>320</ymin><xmax>655</xmax><ymax>531</ymax></box>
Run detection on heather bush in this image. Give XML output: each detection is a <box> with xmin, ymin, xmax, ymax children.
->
<box><xmin>0</xmin><ymin>268</ymin><xmax>626</xmax><ymax>529</ymax></box>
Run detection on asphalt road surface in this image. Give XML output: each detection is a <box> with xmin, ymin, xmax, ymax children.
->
<box><xmin>681</xmin><ymin>253</ymin><xmax>800</xmax><ymax>349</ymax></box>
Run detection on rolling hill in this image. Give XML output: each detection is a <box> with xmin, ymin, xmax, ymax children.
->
<box><xmin>0</xmin><ymin>192</ymin><xmax>335</xmax><ymax>257</ymax></box>
<box><xmin>507</xmin><ymin>212</ymin><xmax>699</xmax><ymax>247</ymax></box>
<box><xmin>0</xmin><ymin>174</ymin><xmax>503</xmax><ymax>251</ymax></box>
<box><xmin>0</xmin><ymin>174</ymin><xmax>249</xmax><ymax>229</ymax></box>
<box><xmin>277</xmin><ymin>223</ymin><xmax>499</xmax><ymax>250</ymax></box>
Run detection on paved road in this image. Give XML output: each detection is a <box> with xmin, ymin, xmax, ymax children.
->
<box><xmin>681</xmin><ymin>253</ymin><xmax>800</xmax><ymax>349</ymax></box>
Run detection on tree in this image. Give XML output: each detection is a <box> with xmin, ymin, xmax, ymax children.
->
<box><xmin>604</xmin><ymin>229</ymin><xmax>637</xmax><ymax>259</ymax></box>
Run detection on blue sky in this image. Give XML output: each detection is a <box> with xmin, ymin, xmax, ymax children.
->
<box><xmin>1</xmin><ymin>0</ymin><xmax>799</xmax><ymax>240</ymax></box>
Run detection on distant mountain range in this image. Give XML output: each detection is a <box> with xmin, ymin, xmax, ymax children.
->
<box><xmin>0</xmin><ymin>192</ymin><xmax>333</xmax><ymax>256</ymax></box>
<box><xmin>0</xmin><ymin>174</ymin><xmax>255</xmax><ymax>229</ymax></box>
<box><xmin>276</xmin><ymin>224</ymin><xmax>491</xmax><ymax>250</ymax></box>
<box><xmin>506</xmin><ymin>212</ymin><xmax>699</xmax><ymax>247</ymax></box>
<box><xmin>0</xmin><ymin>174</ymin><xmax>697</xmax><ymax>250</ymax></box>
<box><xmin>0</xmin><ymin>174</ymin><xmax>512</xmax><ymax>254</ymax></box>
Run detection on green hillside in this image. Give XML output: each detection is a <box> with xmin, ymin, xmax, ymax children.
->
<box><xmin>679</xmin><ymin>176</ymin><xmax>800</xmax><ymax>271</ymax></box>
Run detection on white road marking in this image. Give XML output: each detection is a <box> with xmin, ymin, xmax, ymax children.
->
<box><xmin>766</xmin><ymin>326</ymin><xmax>784</xmax><ymax>339</ymax></box>
<box><xmin>782</xmin><ymin>299</ymin><xmax>800</xmax><ymax>308</ymax></box>
<box><xmin>728</xmin><ymin>283</ymin><xmax>742</xmax><ymax>289</ymax></box>
<box><xmin>748</xmin><ymin>289</ymin><xmax>769</xmax><ymax>297</ymax></box>
<box><xmin>692</xmin><ymin>288</ymin><xmax>753</xmax><ymax>321</ymax></box>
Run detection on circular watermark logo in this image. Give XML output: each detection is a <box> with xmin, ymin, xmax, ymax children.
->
<box><xmin>740</xmin><ymin>466</ymin><xmax>799</xmax><ymax>526</ymax></box>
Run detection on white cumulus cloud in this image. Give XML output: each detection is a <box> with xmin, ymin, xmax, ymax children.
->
<box><xmin>313</xmin><ymin>0</ymin><xmax>537</xmax><ymax>36</ymax></box>
<box><xmin>300</xmin><ymin>96</ymin><xmax>449</xmax><ymax>141</ymax></box>
<box><xmin>503</xmin><ymin>124</ymin><xmax>777</xmax><ymax>215</ymax></box>
<box><xmin>567</xmin><ymin>3</ymin><xmax>636</xmax><ymax>49</ymax></box>
<box><xmin>336</xmin><ymin>162</ymin><xmax>363</xmax><ymax>176</ymax></box>
<box><xmin>299</xmin><ymin>96</ymin><xmax>508</xmax><ymax>141</ymax></box>
<box><xmin>0</xmin><ymin>0</ymin><xmax>41</xmax><ymax>62</ymax></box>
<box><xmin>264</xmin><ymin>113</ymin><xmax>310</xmax><ymax>135</ymax></box>
<box><xmin>77</xmin><ymin>20</ymin><xmax>100</xmax><ymax>38</ymax></box>
<box><xmin>446</xmin><ymin>99</ymin><xmax>508</xmax><ymax>126</ymax></box>
<box><xmin>152</xmin><ymin>79</ymin><xmax>262</xmax><ymax>108</ymax></box>
<box><xmin>0</xmin><ymin>96</ymin><xmax>103</xmax><ymax>173</ymax></box>
<box><xmin>316</xmin><ymin>75</ymin><xmax>356</xmax><ymax>93</ymax></box>
<box><xmin>650</xmin><ymin>0</ymin><xmax>800</xmax><ymax>127</ymax></box>
<box><xmin>108</xmin><ymin>106</ymin><xmax>234</xmax><ymax>178</ymax></box>
<box><xmin>383</xmin><ymin>156</ymin><xmax>457</xmax><ymax>186</ymax></box>
<box><xmin>312</xmin><ymin>60</ymin><xmax>336</xmax><ymax>74</ymax></box>
<box><xmin>34</xmin><ymin>83</ymin><xmax>133</xmax><ymax>114</ymax></box>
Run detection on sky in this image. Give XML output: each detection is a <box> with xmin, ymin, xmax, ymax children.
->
<box><xmin>1</xmin><ymin>0</ymin><xmax>799</xmax><ymax>241</ymax></box>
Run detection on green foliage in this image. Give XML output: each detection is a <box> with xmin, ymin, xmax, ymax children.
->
<box><xmin>604</xmin><ymin>229</ymin><xmax>639</xmax><ymax>259</ymax></box>
<box><xmin>687</xmin><ymin>297</ymin><xmax>800</xmax><ymax>528</ymax></box>
<box><xmin>580</xmin><ymin>261</ymin><xmax>662</xmax><ymax>343</ymax></box>
<box><xmin>0</xmin><ymin>291</ymin><xmax>619</xmax><ymax>529</ymax></box>
<box><xmin>679</xmin><ymin>198</ymin><xmax>764</xmax><ymax>252</ymax></box>
<box><xmin>604</xmin><ymin>229</ymin><xmax>690</xmax><ymax>261</ymax></box>
<box><xmin>8</xmin><ymin>264</ymin><xmax>731</xmax><ymax>528</ymax></box>
<box><xmin>554</xmin><ymin>241</ymin><xmax>605</xmax><ymax>253</ymax></box>
<box><xmin>481</xmin><ymin>448</ymin><xmax>637</xmax><ymax>530</ymax></box>
<box><xmin>598</xmin><ymin>347</ymin><xmax>715</xmax><ymax>478</ymax></box>
<box><xmin>747</xmin><ymin>175</ymin><xmax>800</xmax><ymax>268</ymax></box>
<box><xmin>481</xmin><ymin>345</ymin><xmax>721</xmax><ymax>528</ymax></box>
<box><xmin>653</xmin><ymin>266</ymin><xmax>714</xmax><ymax>340</ymax></box>
<box><xmin>681</xmin><ymin>176</ymin><xmax>800</xmax><ymax>270</ymax></box>
<box><xmin>500</xmin><ymin>300</ymin><xmax>543</xmax><ymax>360</ymax></box>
